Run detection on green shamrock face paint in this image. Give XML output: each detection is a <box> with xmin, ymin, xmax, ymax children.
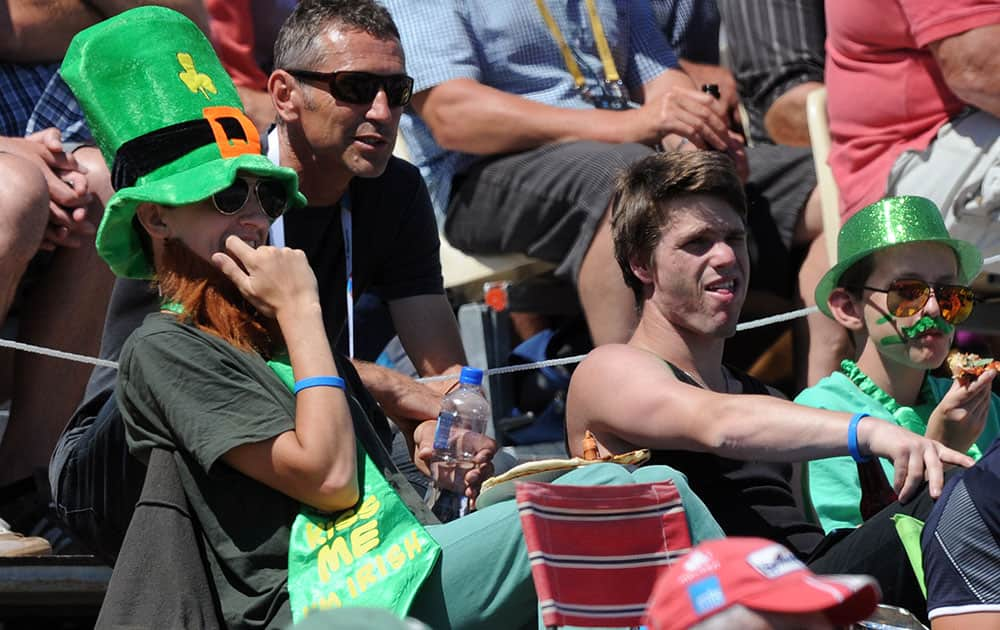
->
<box><xmin>902</xmin><ymin>316</ymin><xmax>954</xmax><ymax>337</ymax></box>
<box><xmin>879</xmin><ymin>315</ymin><xmax>954</xmax><ymax>347</ymax></box>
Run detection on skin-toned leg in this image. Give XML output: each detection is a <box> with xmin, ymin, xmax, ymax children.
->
<box><xmin>577</xmin><ymin>207</ymin><xmax>638</xmax><ymax>346</ymax></box>
<box><xmin>0</xmin><ymin>153</ymin><xmax>49</xmax><ymax>324</ymax></box>
<box><xmin>0</xmin><ymin>149</ymin><xmax>115</xmax><ymax>486</ymax></box>
<box><xmin>932</xmin><ymin>613</ymin><xmax>1000</xmax><ymax>630</ymax></box>
<box><xmin>0</xmin><ymin>153</ymin><xmax>49</xmax><ymax>416</ymax></box>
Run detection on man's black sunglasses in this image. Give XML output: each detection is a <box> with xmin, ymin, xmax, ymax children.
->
<box><xmin>285</xmin><ymin>69</ymin><xmax>414</xmax><ymax>107</ymax></box>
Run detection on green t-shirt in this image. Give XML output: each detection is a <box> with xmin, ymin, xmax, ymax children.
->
<box><xmin>794</xmin><ymin>361</ymin><xmax>1000</xmax><ymax>533</ymax></box>
<box><xmin>118</xmin><ymin>312</ymin><xmax>300</xmax><ymax>629</ymax></box>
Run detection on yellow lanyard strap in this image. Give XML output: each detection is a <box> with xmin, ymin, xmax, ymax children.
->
<box><xmin>583</xmin><ymin>0</ymin><xmax>620</xmax><ymax>83</ymax></box>
<box><xmin>535</xmin><ymin>0</ymin><xmax>621</xmax><ymax>88</ymax></box>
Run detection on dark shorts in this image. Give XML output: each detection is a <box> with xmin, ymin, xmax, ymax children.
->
<box><xmin>742</xmin><ymin>144</ymin><xmax>816</xmax><ymax>298</ymax></box>
<box><xmin>3</xmin><ymin>249</ymin><xmax>54</xmax><ymax>333</ymax></box>
<box><xmin>444</xmin><ymin>141</ymin><xmax>815</xmax><ymax>298</ymax></box>
<box><xmin>445</xmin><ymin>141</ymin><xmax>654</xmax><ymax>282</ymax></box>
<box><xmin>49</xmin><ymin>388</ymin><xmax>146</xmax><ymax>563</ymax></box>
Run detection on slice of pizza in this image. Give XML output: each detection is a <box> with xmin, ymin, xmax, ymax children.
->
<box><xmin>947</xmin><ymin>351</ymin><xmax>1000</xmax><ymax>386</ymax></box>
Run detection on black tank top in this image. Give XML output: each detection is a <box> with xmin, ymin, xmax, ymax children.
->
<box><xmin>648</xmin><ymin>363</ymin><xmax>825</xmax><ymax>558</ymax></box>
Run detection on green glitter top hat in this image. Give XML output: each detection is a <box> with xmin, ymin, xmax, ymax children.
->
<box><xmin>815</xmin><ymin>196</ymin><xmax>982</xmax><ymax>318</ymax></box>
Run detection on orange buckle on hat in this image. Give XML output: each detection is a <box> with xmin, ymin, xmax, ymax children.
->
<box><xmin>202</xmin><ymin>106</ymin><xmax>261</xmax><ymax>159</ymax></box>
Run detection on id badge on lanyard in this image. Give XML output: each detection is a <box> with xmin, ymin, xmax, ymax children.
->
<box><xmin>535</xmin><ymin>0</ymin><xmax>631</xmax><ymax>110</ymax></box>
<box><xmin>267</xmin><ymin>129</ymin><xmax>355</xmax><ymax>358</ymax></box>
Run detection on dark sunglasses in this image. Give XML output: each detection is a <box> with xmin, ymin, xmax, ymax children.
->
<box><xmin>212</xmin><ymin>177</ymin><xmax>289</xmax><ymax>221</ymax></box>
<box><xmin>850</xmin><ymin>278</ymin><xmax>977</xmax><ymax>324</ymax></box>
<box><xmin>285</xmin><ymin>69</ymin><xmax>414</xmax><ymax>107</ymax></box>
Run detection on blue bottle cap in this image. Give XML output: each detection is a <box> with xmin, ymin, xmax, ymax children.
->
<box><xmin>459</xmin><ymin>366</ymin><xmax>484</xmax><ymax>385</ymax></box>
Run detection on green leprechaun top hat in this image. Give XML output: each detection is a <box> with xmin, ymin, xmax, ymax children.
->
<box><xmin>814</xmin><ymin>195</ymin><xmax>982</xmax><ymax>318</ymax></box>
<box><xmin>60</xmin><ymin>5</ymin><xmax>306</xmax><ymax>279</ymax></box>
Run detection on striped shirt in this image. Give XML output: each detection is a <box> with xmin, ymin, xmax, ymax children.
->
<box><xmin>717</xmin><ymin>0</ymin><xmax>825</xmax><ymax>145</ymax></box>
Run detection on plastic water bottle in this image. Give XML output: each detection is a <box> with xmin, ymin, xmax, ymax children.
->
<box><xmin>426</xmin><ymin>367</ymin><xmax>491</xmax><ymax>520</ymax></box>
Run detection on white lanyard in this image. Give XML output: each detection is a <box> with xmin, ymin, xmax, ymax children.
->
<box><xmin>266</xmin><ymin>129</ymin><xmax>355</xmax><ymax>358</ymax></box>
<box><xmin>340</xmin><ymin>196</ymin><xmax>353</xmax><ymax>358</ymax></box>
<box><xmin>266</xmin><ymin>129</ymin><xmax>286</xmax><ymax>247</ymax></box>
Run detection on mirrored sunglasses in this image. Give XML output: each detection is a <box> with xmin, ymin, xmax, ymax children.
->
<box><xmin>212</xmin><ymin>177</ymin><xmax>289</xmax><ymax>221</ymax></box>
<box><xmin>854</xmin><ymin>278</ymin><xmax>976</xmax><ymax>324</ymax></box>
<box><xmin>285</xmin><ymin>69</ymin><xmax>414</xmax><ymax>107</ymax></box>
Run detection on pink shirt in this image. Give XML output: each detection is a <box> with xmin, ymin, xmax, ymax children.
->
<box><xmin>825</xmin><ymin>0</ymin><xmax>1000</xmax><ymax>219</ymax></box>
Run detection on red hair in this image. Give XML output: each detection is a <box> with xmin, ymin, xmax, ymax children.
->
<box><xmin>157</xmin><ymin>238</ymin><xmax>282</xmax><ymax>356</ymax></box>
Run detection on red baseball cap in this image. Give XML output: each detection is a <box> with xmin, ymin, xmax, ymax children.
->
<box><xmin>645</xmin><ymin>537</ymin><xmax>881</xmax><ymax>629</ymax></box>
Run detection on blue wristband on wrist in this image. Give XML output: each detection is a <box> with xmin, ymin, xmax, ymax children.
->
<box><xmin>848</xmin><ymin>412</ymin><xmax>871</xmax><ymax>463</ymax></box>
<box><xmin>293</xmin><ymin>376</ymin><xmax>346</xmax><ymax>394</ymax></box>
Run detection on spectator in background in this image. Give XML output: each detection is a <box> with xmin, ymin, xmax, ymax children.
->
<box><xmin>0</xmin><ymin>0</ymin><xmax>208</xmax><ymax>136</ymax></box>
<box><xmin>826</xmin><ymin>0</ymin><xmax>1000</xmax><ymax>264</ymax></box>
<box><xmin>717</xmin><ymin>0</ymin><xmax>825</xmax><ymax>148</ymax></box>
<box><xmin>0</xmin><ymin>0</ymin><xmax>207</xmax><ymax>552</ymax></box>
<box><xmin>385</xmin><ymin>0</ymin><xmax>823</xmax><ymax>362</ymax></box>
<box><xmin>717</xmin><ymin>0</ymin><xmax>848</xmax><ymax>387</ymax></box>
<box><xmin>207</xmin><ymin>0</ymin><xmax>296</xmax><ymax>135</ymax></box>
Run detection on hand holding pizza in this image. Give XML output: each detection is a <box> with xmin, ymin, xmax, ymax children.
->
<box><xmin>928</xmin><ymin>353</ymin><xmax>998</xmax><ymax>453</ymax></box>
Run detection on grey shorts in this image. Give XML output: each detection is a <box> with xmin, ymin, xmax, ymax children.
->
<box><xmin>888</xmin><ymin>109</ymin><xmax>1000</xmax><ymax>272</ymax></box>
<box><xmin>444</xmin><ymin>141</ymin><xmax>654</xmax><ymax>282</ymax></box>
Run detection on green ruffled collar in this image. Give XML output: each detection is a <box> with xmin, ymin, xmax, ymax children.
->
<box><xmin>838</xmin><ymin>359</ymin><xmax>930</xmax><ymax>416</ymax></box>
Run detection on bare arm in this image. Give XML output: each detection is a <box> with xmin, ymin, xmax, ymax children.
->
<box><xmin>763</xmin><ymin>81</ymin><xmax>823</xmax><ymax>147</ymax></box>
<box><xmin>214</xmin><ymin>238</ymin><xmax>359</xmax><ymax>513</ymax></box>
<box><xmin>361</xmin><ymin>294</ymin><xmax>497</xmax><ymax>490</ymax></box>
<box><xmin>412</xmin><ymin>69</ymin><xmax>729</xmax><ymax>155</ymax></box>
<box><xmin>388</xmin><ymin>293</ymin><xmax>466</xmax><ymax>388</ymax></box>
<box><xmin>0</xmin><ymin>0</ymin><xmax>209</xmax><ymax>62</ymax></box>
<box><xmin>566</xmin><ymin>345</ymin><xmax>973</xmax><ymax>501</ymax></box>
<box><xmin>351</xmin><ymin>359</ymin><xmax>441</xmax><ymax>431</ymax></box>
<box><xmin>0</xmin><ymin>0</ymin><xmax>100</xmax><ymax>62</ymax></box>
<box><xmin>930</xmin><ymin>24</ymin><xmax>1000</xmax><ymax>119</ymax></box>
<box><xmin>87</xmin><ymin>0</ymin><xmax>209</xmax><ymax>32</ymax></box>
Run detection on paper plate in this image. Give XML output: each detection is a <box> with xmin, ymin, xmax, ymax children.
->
<box><xmin>474</xmin><ymin>449</ymin><xmax>650</xmax><ymax>510</ymax></box>
<box><xmin>475</xmin><ymin>466</ymin><xmax>576</xmax><ymax>509</ymax></box>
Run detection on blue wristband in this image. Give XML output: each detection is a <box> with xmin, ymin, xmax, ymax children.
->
<box><xmin>848</xmin><ymin>413</ymin><xmax>871</xmax><ymax>463</ymax></box>
<box><xmin>293</xmin><ymin>376</ymin><xmax>346</xmax><ymax>394</ymax></box>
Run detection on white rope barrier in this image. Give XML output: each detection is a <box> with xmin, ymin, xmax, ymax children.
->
<box><xmin>416</xmin><ymin>305</ymin><xmax>822</xmax><ymax>383</ymax></box>
<box><xmin>23</xmin><ymin>269</ymin><xmax>1000</xmax><ymax>381</ymax></box>
<box><xmin>0</xmin><ymin>302</ymin><xmax>824</xmax><ymax>380</ymax></box>
<box><xmin>0</xmin><ymin>338</ymin><xmax>119</xmax><ymax>369</ymax></box>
